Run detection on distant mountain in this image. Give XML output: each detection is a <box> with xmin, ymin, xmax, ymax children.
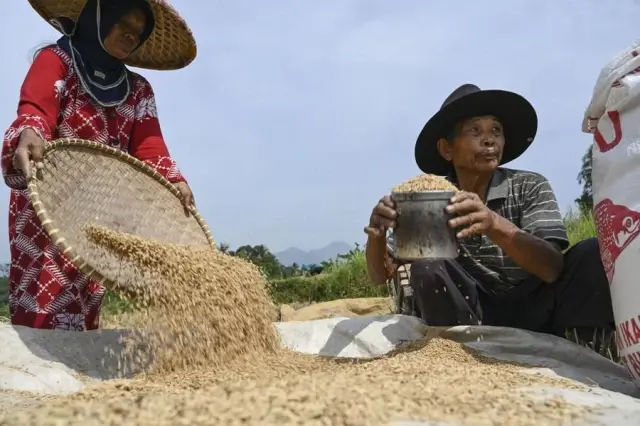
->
<box><xmin>275</xmin><ymin>241</ymin><xmax>354</xmax><ymax>267</ymax></box>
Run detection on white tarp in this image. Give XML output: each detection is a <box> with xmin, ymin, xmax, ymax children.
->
<box><xmin>1</xmin><ymin>315</ymin><xmax>640</xmax><ymax>425</ymax></box>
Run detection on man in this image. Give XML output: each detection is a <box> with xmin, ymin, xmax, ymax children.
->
<box><xmin>364</xmin><ymin>84</ymin><xmax>617</xmax><ymax>360</ymax></box>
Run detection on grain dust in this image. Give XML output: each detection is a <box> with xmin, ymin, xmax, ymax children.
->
<box><xmin>0</xmin><ymin>227</ymin><xmax>591</xmax><ymax>425</ymax></box>
<box><xmin>392</xmin><ymin>173</ymin><xmax>459</xmax><ymax>193</ymax></box>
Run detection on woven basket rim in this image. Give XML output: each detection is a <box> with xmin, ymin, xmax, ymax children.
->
<box><xmin>27</xmin><ymin>137</ymin><xmax>215</xmax><ymax>288</ymax></box>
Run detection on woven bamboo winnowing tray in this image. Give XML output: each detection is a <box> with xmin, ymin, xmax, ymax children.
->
<box><xmin>27</xmin><ymin>138</ymin><xmax>215</xmax><ymax>290</ymax></box>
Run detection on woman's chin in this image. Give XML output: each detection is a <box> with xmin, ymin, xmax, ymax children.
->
<box><xmin>107</xmin><ymin>48</ymin><xmax>132</xmax><ymax>60</ymax></box>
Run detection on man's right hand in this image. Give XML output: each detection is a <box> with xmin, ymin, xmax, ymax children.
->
<box><xmin>12</xmin><ymin>128</ymin><xmax>45</xmax><ymax>180</ymax></box>
<box><xmin>364</xmin><ymin>195</ymin><xmax>397</xmax><ymax>239</ymax></box>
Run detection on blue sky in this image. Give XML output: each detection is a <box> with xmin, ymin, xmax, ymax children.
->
<box><xmin>0</xmin><ymin>0</ymin><xmax>638</xmax><ymax>260</ymax></box>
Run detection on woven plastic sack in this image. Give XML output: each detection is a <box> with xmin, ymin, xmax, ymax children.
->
<box><xmin>583</xmin><ymin>41</ymin><xmax>640</xmax><ymax>384</ymax></box>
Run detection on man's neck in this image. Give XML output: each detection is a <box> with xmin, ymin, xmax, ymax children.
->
<box><xmin>454</xmin><ymin>169</ymin><xmax>494</xmax><ymax>202</ymax></box>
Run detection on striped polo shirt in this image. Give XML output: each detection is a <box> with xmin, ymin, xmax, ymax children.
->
<box><xmin>387</xmin><ymin>167</ymin><xmax>569</xmax><ymax>294</ymax></box>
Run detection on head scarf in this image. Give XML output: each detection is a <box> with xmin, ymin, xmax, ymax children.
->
<box><xmin>54</xmin><ymin>0</ymin><xmax>155</xmax><ymax>107</ymax></box>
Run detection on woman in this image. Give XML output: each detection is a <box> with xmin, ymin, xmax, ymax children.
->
<box><xmin>1</xmin><ymin>0</ymin><xmax>197</xmax><ymax>331</ymax></box>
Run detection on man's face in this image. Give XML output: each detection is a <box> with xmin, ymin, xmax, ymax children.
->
<box><xmin>437</xmin><ymin>115</ymin><xmax>505</xmax><ymax>174</ymax></box>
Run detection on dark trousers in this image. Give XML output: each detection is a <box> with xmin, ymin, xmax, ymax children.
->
<box><xmin>408</xmin><ymin>238</ymin><xmax>615</xmax><ymax>338</ymax></box>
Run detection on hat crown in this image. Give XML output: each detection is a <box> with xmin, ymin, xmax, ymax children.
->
<box><xmin>441</xmin><ymin>84</ymin><xmax>481</xmax><ymax>109</ymax></box>
<box><xmin>415</xmin><ymin>83</ymin><xmax>538</xmax><ymax>175</ymax></box>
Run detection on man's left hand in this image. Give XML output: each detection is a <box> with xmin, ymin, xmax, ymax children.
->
<box><xmin>173</xmin><ymin>181</ymin><xmax>195</xmax><ymax>216</ymax></box>
<box><xmin>446</xmin><ymin>191</ymin><xmax>496</xmax><ymax>239</ymax></box>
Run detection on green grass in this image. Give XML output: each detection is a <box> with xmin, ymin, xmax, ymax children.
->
<box><xmin>0</xmin><ymin>277</ymin><xmax>7</xmax><ymax>319</ymax></box>
<box><xmin>268</xmin><ymin>250</ymin><xmax>387</xmax><ymax>305</ymax></box>
<box><xmin>564</xmin><ymin>210</ymin><xmax>597</xmax><ymax>247</ymax></box>
<box><xmin>101</xmin><ymin>289</ymin><xmax>136</xmax><ymax>317</ymax></box>
<box><xmin>0</xmin><ymin>212</ymin><xmax>599</xmax><ymax>318</ymax></box>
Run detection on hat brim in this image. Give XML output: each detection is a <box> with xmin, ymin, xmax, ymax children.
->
<box><xmin>414</xmin><ymin>90</ymin><xmax>538</xmax><ymax>175</ymax></box>
<box><xmin>28</xmin><ymin>0</ymin><xmax>197</xmax><ymax>71</ymax></box>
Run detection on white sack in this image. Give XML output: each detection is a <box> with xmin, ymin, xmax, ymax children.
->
<box><xmin>582</xmin><ymin>41</ymin><xmax>640</xmax><ymax>382</ymax></box>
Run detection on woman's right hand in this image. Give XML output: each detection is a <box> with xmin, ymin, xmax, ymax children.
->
<box><xmin>12</xmin><ymin>128</ymin><xmax>45</xmax><ymax>180</ymax></box>
<box><xmin>364</xmin><ymin>195</ymin><xmax>397</xmax><ymax>239</ymax></box>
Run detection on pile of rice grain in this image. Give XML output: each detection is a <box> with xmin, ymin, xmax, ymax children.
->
<box><xmin>0</xmin><ymin>227</ymin><xmax>590</xmax><ymax>426</ymax></box>
<box><xmin>392</xmin><ymin>173</ymin><xmax>459</xmax><ymax>193</ymax></box>
<box><xmin>0</xmin><ymin>338</ymin><xmax>587</xmax><ymax>426</ymax></box>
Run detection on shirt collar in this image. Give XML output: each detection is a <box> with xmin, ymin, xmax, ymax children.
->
<box><xmin>486</xmin><ymin>168</ymin><xmax>509</xmax><ymax>201</ymax></box>
<box><xmin>446</xmin><ymin>167</ymin><xmax>509</xmax><ymax>202</ymax></box>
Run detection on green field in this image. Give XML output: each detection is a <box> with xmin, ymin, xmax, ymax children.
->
<box><xmin>0</xmin><ymin>211</ymin><xmax>597</xmax><ymax>321</ymax></box>
<box><xmin>0</xmin><ymin>277</ymin><xmax>7</xmax><ymax>319</ymax></box>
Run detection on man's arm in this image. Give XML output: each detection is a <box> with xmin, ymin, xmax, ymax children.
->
<box><xmin>366</xmin><ymin>233</ymin><xmax>395</xmax><ymax>285</ymax></box>
<box><xmin>487</xmin><ymin>174</ymin><xmax>568</xmax><ymax>283</ymax></box>
<box><xmin>487</xmin><ymin>216</ymin><xmax>564</xmax><ymax>283</ymax></box>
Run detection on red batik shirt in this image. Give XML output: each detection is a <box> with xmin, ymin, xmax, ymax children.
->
<box><xmin>1</xmin><ymin>45</ymin><xmax>186</xmax><ymax>331</ymax></box>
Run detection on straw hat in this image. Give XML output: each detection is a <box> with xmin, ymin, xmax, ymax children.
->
<box><xmin>28</xmin><ymin>0</ymin><xmax>197</xmax><ymax>70</ymax></box>
<box><xmin>414</xmin><ymin>84</ymin><xmax>538</xmax><ymax>175</ymax></box>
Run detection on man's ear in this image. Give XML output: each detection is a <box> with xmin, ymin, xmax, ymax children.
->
<box><xmin>436</xmin><ymin>138</ymin><xmax>452</xmax><ymax>162</ymax></box>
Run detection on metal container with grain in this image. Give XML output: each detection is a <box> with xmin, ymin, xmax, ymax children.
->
<box><xmin>390</xmin><ymin>174</ymin><xmax>459</xmax><ymax>260</ymax></box>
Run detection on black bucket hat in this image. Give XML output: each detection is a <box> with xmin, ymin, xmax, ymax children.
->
<box><xmin>414</xmin><ymin>84</ymin><xmax>538</xmax><ymax>175</ymax></box>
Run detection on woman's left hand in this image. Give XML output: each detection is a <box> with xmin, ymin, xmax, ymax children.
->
<box><xmin>173</xmin><ymin>181</ymin><xmax>195</xmax><ymax>216</ymax></box>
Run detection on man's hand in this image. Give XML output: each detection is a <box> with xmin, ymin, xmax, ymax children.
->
<box><xmin>173</xmin><ymin>181</ymin><xmax>195</xmax><ymax>216</ymax></box>
<box><xmin>446</xmin><ymin>190</ymin><xmax>564</xmax><ymax>283</ymax></box>
<box><xmin>364</xmin><ymin>195</ymin><xmax>397</xmax><ymax>285</ymax></box>
<box><xmin>446</xmin><ymin>191</ymin><xmax>496</xmax><ymax>239</ymax></box>
<box><xmin>364</xmin><ymin>195</ymin><xmax>397</xmax><ymax>239</ymax></box>
<box><xmin>12</xmin><ymin>128</ymin><xmax>45</xmax><ymax>180</ymax></box>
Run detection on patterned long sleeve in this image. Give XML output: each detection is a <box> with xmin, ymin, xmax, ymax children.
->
<box><xmin>1</xmin><ymin>49</ymin><xmax>66</xmax><ymax>189</ymax></box>
<box><xmin>129</xmin><ymin>76</ymin><xmax>186</xmax><ymax>184</ymax></box>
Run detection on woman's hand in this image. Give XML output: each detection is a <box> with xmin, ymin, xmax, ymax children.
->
<box><xmin>173</xmin><ymin>181</ymin><xmax>195</xmax><ymax>216</ymax></box>
<box><xmin>12</xmin><ymin>128</ymin><xmax>45</xmax><ymax>180</ymax></box>
<box><xmin>446</xmin><ymin>191</ymin><xmax>496</xmax><ymax>239</ymax></box>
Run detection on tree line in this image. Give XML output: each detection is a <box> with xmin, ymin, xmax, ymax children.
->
<box><xmin>576</xmin><ymin>146</ymin><xmax>593</xmax><ymax>215</ymax></box>
<box><xmin>217</xmin><ymin>243</ymin><xmax>363</xmax><ymax>280</ymax></box>
<box><xmin>0</xmin><ymin>244</ymin><xmax>365</xmax><ymax>282</ymax></box>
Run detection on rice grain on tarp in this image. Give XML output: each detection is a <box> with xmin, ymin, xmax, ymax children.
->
<box><xmin>0</xmin><ymin>337</ymin><xmax>589</xmax><ymax>426</ymax></box>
